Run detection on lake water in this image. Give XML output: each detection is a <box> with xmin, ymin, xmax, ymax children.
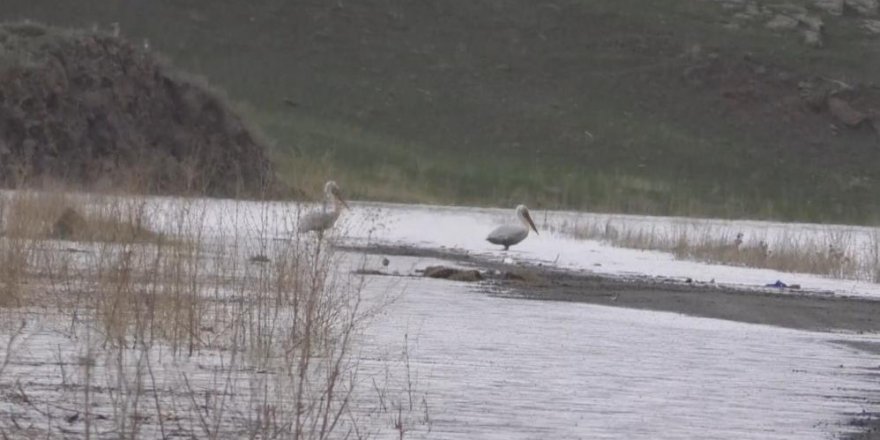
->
<box><xmin>2</xmin><ymin>193</ymin><xmax>878</xmax><ymax>439</ymax></box>
<box><xmin>353</xmin><ymin>253</ymin><xmax>880</xmax><ymax>439</ymax></box>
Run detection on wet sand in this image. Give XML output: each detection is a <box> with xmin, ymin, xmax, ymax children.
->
<box><xmin>343</xmin><ymin>244</ymin><xmax>880</xmax><ymax>334</ymax></box>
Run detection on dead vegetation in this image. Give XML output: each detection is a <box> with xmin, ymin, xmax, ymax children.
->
<box><xmin>1</xmin><ymin>191</ymin><xmax>161</xmax><ymax>244</ymax></box>
<box><xmin>560</xmin><ymin>216</ymin><xmax>876</xmax><ymax>282</ymax></box>
<box><xmin>0</xmin><ymin>21</ymin><xmax>276</xmax><ymax>197</ymax></box>
<box><xmin>0</xmin><ymin>188</ymin><xmax>429</xmax><ymax>438</ymax></box>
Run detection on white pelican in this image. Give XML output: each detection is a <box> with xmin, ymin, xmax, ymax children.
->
<box><xmin>486</xmin><ymin>204</ymin><xmax>539</xmax><ymax>250</ymax></box>
<box><xmin>298</xmin><ymin>181</ymin><xmax>349</xmax><ymax>234</ymax></box>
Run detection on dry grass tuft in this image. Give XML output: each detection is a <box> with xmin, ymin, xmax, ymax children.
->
<box><xmin>561</xmin><ymin>216</ymin><xmax>874</xmax><ymax>282</ymax></box>
<box><xmin>2</xmin><ymin>190</ymin><xmax>162</xmax><ymax>243</ymax></box>
<box><xmin>0</xmin><ymin>188</ymin><xmax>426</xmax><ymax>438</ymax></box>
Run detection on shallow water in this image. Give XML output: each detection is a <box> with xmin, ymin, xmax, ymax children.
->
<box><xmin>25</xmin><ymin>193</ymin><xmax>880</xmax><ymax>297</ymax></box>
<box><xmin>353</xmin><ymin>255</ymin><xmax>880</xmax><ymax>439</ymax></box>
<box><xmin>340</xmin><ymin>202</ymin><xmax>880</xmax><ymax>299</ymax></box>
<box><xmin>4</xmin><ymin>193</ymin><xmax>879</xmax><ymax>438</ymax></box>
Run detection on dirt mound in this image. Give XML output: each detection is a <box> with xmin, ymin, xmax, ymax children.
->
<box><xmin>0</xmin><ymin>22</ymin><xmax>275</xmax><ymax>196</ymax></box>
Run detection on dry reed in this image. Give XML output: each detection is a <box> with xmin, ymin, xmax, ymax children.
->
<box><xmin>559</xmin><ymin>215</ymin><xmax>879</xmax><ymax>283</ymax></box>
<box><xmin>0</xmin><ymin>188</ymin><xmax>426</xmax><ymax>439</ymax></box>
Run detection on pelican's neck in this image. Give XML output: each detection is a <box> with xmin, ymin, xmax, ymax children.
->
<box><xmin>323</xmin><ymin>192</ymin><xmax>342</xmax><ymax>214</ymax></box>
<box><xmin>516</xmin><ymin>208</ymin><xmax>533</xmax><ymax>235</ymax></box>
<box><xmin>516</xmin><ymin>210</ymin><xmax>528</xmax><ymax>227</ymax></box>
<box><xmin>327</xmin><ymin>203</ymin><xmax>342</xmax><ymax>222</ymax></box>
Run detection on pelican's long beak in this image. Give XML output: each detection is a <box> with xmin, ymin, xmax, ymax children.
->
<box><xmin>524</xmin><ymin>211</ymin><xmax>539</xmax><ymax>235</ymax></box>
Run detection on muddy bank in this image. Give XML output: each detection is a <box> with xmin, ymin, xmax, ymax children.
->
<box><xmin>340</xmin><ymin>244</ymin><xmax>880</xmax><ymax>334</ymax></box>
<box><xmin>846</xmin><ymin>412</ymin><xmax>880</xmax><ymax>440</ymax></box>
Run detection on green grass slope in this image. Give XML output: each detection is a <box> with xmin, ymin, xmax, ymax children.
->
<box><xmin>3</xmin><ymin>0</ymin><xmax>880</xmax><ymax>222</ymax></box>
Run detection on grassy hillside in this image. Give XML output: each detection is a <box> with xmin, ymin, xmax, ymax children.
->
<box><xmin>3</xmin><ymin>0</ymin><xmax>880</xmax><ymax>222</ymax></box>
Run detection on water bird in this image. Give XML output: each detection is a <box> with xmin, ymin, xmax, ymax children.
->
<box><xmin>486</xmin><ymin>205</ymin><xmax>539</xmax><ymax>250</ymax></box>
<box><xmin>298</xmin><ymin>181</ymin><xmax>349</xmax><ymax>234</ymax></box>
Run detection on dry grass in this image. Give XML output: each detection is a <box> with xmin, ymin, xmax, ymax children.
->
<box><xmin>1</xmin><ymin>190</ymin><xmax>161</xmax><ymax>243</ymax></box>
<box><xmin>0</xmin><ymin>188</ymin><xmax>427</xmax><ymax>439</ymax></box>
<box><xmin>560</xmin><ymin>216</ymin><xmax>878</xmax><ymax>283</ymax></box>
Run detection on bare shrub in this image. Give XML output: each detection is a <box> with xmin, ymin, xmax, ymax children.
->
<box><xmin>868</xmin><ymin>230</ymin><xmax>880</xmax><ymax>283</ymax></box>
<box><xmin>370</xmin><ymin>335</ymin><xmax>431</xmax><ymax>440</ymax></box>
<box><xmin>0</xmin><ymin>189</ymin><xmax>414</xmax><ymax>439</ymax></box>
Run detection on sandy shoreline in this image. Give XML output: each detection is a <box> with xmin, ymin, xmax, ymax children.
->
<box><xmin>342</xmin><ymin>243</ymin><xmax>880</xmax><ymax>334</ymax></box>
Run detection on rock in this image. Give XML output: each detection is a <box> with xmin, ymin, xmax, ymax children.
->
<box><xmin>745</xmin><ymin>3</ymin><xmax>762</xmax><ymax>16</ymax></box>
<box><xmin>803</xmin><ymin>29</ymin><xmax>824</xmax><ymax>47</ymax></box>
<box><xmin>773</xmin><ymin>3</ymin><xmax>809</xmax><ymax>16</ymax></box>
<box><xmin>423</xmin><ymin>266</ymin><xmax>455</xmax><ymax>278</ymax></box>
<box><xmin>799</xmin><ymin>79</ymin><xmax>845</xmax><ymax>109</ymax></box>
<box><xmin>422</xmin><ymin>265</ymin><xmax>483</xmax><ymax>282</ymax></box>
<box><xmin>828</xmin><ymin>97</ymin><xmax>869</xmax><ymax>127</ymax></box>
<box><xmin>502</xmin><ymin>271</ymin><xmax>527</xmax><ymax>281</ymax></box>
<box><xmin>796</xmin><ymin>14</ymin><xmax>824</xmax><ymax>32</ymax></box>
<box><xmin>814</xmin><ymin>0</ymin><xmax>844</xmax><ymax>15</ymax></box>
<box><xmin>353</xmin><ymin>269</ymin><xmax>387</xmax><ymax>276</ymax></box>
<box><xmin>248</xmin><ymin>254</ymin><xmax>270</xmax><ymax>264</ymax></box>
<box><xmin>862</xmin><ymin>19</ymin><xmax>880</xmax><ymax>33</ymax></box>
<box><xmin>846</xmin><ymin>0</ymin><xmax>879</xmax><ymax>15</ymax></box>
<box><xmin>449</xmin><ymin>270</ymin><xmax>483</xmax><ymax>282</ymax></box>
<box><xmin>765</xmin><ymin>14</ymin><xmax>799</xmax><ymax>31</ymax></box>
<box><xmin>52</xmin><ymin>208</ymin><xmax>87</xmax><ymax>240</ymax></box>
<box><xmin>720</xmin><ymin>1</ymin><xmax>744</xmax><ymax>10</ymax></box>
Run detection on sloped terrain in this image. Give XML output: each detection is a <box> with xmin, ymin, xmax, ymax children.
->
<box><xmin>0</xmin><ymin>22</ymin><xmax>274</xmax><ymax>196</ymax></box>
<box><xmin>3</xmin><ymin>0</ymin><xmax>880</xmax><ymax>220</ymax></box>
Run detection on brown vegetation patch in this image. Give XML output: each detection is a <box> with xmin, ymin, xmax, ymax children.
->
<box><xmin>562</xmin><ymin>218</ymin><xmax>871</xmax><ymax>282</ymax></box>
<box><xmin>50</xmin><ymin>206</ymin><xmax>160</xmax><ymax>243</ymax></box>
<box><xmin>2</xmin><ymin>191</ymin><xmax>161</xmax><ymax>243</ymax></box>
<box><xmin>0</xmin><ymin>22</ymin><xmax>275</xmax><ymax>196</ymax></box>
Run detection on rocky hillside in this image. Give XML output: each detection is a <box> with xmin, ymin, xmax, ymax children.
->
<box><xmin>713</xmin><ymin>0</ymin><xmax>880</xmax><ymax>44</ymax></box>
<box><xmin>3</xmin><ymin>0</ymin><xmax>880</xmax><ymax>221</ymax></box>
<box><xmin>0</xmin><ymin>22</ymin><xmax>274</xmax><ymax>196</ymax></box>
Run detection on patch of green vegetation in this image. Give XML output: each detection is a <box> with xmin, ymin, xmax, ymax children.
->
<box><xmin>3</xmin><ymin>0</ymin><xmax>880</xmax><ymax>223</ymax></box>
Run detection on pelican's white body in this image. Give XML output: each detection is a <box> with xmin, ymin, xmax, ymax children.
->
<box><xmin>298</xmin><ymin>181</ymin><xmax>346</xmax><ymax>233</ymax></box>
<box><xmin>486</xmin><ymin>205</ymin><xmax>537</xmax><ymax>250</ymax></box>
<box><xmin>298</xmin><ymin>207</ymin><xmax>342</xmax><ymax>233</ymax></box>
<box><xmin>487</xmin><ymin>224</ymin><xmax>529</xmax><ymax>249</ymax></box>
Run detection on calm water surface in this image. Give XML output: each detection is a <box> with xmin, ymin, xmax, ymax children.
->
<box><xmin>353</xmin><ymin>254</ymin><xmax>880</xmax><ymax>439</ymax></box>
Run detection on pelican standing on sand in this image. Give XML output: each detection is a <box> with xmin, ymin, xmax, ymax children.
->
<box><xmin>298</xmin><ymin>180</ymin><xmax>349</xmax><ymax>234</ymax></box>
<box><xmin>486</xmin><ymin>204</ymin><xmax>539</xmax><ymax>250</ymax></box>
